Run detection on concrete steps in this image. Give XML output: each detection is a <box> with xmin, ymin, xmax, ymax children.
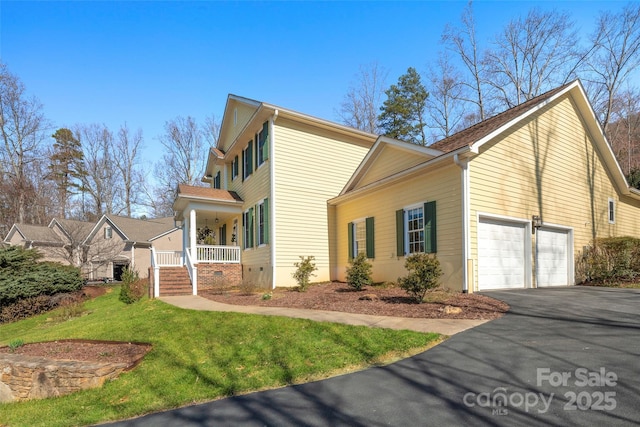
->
<box><xmin>159</xmin><ymin>267</ymin><xmax>192</xmax><ymax>296</ymax></box>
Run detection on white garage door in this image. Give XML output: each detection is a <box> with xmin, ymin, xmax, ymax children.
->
<box><xmin>478</xmin><ymin>219</ymin><xmax>527</xmax><ymax>290</ymax></box>
<box><xmin>537</xmin><ymin>228</ymin><xmax>570</xmax><ymax>287</ymax></box>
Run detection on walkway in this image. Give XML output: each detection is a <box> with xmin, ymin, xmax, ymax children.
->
<box><xmin>160</xmin><ymin>295</ymin><xmax>489</xmax><ymax>336</ymax></box>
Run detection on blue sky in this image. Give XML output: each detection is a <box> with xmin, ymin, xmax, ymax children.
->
<box><xmin>0</xmin><ymin>1</ymin><xmax>624</xmax><ymax>166</ymax></box>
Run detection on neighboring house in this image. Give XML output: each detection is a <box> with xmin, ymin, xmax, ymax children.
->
<box><xmin>3</xmin><ymin>223</ymin><xmax>71</xmax><ymax>263</ymax></box>
<box><xmin>83</xmin><ymin>215</ymin><xmax>181</xmax><ymax>281</ymax></box>
<box><xmin>330</xmin><ymin>80</ymin><xmax>640</xmax><ymax>291</ymax></box>
<box><xmin>3</xmin><ymin>215</ymin><xmax>181</xmax><ymax>282</ymax></box>
<box><xmin>169</xmin><ymin>94</ymin><xmax>377</xmax><ymax>295</ymax></box>
<box><xmin>163</xmin><ymin>80</ymin><xmax>640</xmax><ymax>296</ymax></box>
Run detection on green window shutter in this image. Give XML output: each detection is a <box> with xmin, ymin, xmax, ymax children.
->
<box><xmin>366</xmin><ymin>217</ymin><xmax>375</xmax><ymax>259</ymax></box>
<box><xmin>396</xmin><ymin>209</ymin><xmax>405</xmax><ymax>256</ymax></box>
<box><xmin>241</xmin><ymin>151</ymin><xmax>245</xmax><ymax>182</ymax></box>
<box><xmin>424</xmin><ymin>201</ymin><xmax>437</xmax><ymax>253</ymax></box>
<box><xmin>249</xmin><ymin>207</ymin><xmax>255</xmax><ymax>248</ymax></box>
<box><xmin>262</xmin><ymin>121</ymin><xmax>269</xmax><ymax>161</ymax></box>
<box><xmin>348</xmin><ymin>222</ymin><xmax>354</xmax><ymax>259</ymax></box>
<box><xmin>263</xmin><ymin>198</ymin><xmax>270</xmax><ymax>244</ymax></box>
<box><xmin>247</xmin><ymin>141</ymin><xmax>254</xmax><ymax>175</ymax></box>
<box><xmin>242</xmin><ymin>213</ymin><xmax>246</xmax><ymax>249</ymax></box>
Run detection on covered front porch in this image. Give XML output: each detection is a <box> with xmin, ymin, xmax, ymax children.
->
<box><xmin>150</xmin><ymin>184</ymin><xmax>245</xmax><ymax>297</ymax></box>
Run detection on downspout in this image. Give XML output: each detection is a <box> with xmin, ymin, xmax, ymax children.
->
<box><xmin>454</xmin><ymin>153</ymin><xmax>470</xmax><ymax>293</ymax></box>
<box><xmin>269</xmin><ymin>109</ymin><xmax>279</xmax><ymax>289</ymax></box>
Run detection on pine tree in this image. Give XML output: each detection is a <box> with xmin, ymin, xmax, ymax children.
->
<box><xmin>49</xmin><ymin>128</ymin><xmax>86</xmax><ymax>218</ymax></box>
<box><xmin>377</xmin><ymin>67</ymin><xmax>429</xmax><ymax>145</ymax></box>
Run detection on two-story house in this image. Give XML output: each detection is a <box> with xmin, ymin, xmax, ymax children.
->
<box><xmin>169</xmin><ymin>95</ymin><xmax>376</xmax><ymax>295</ymax></box>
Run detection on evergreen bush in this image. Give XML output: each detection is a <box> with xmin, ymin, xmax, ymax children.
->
<box><xmin>346</xmin><ymin>252</ymin><xmax>373</xmax><ymax>291</ymax></box>
<box><xmin>119</xmin><ymin>267</ymin><xmax>146</xmax><ymax>304</ymax></box>
<box><xmin>0</xmin><ymin>246</ymin><xmax>84</xmax><ymax>307</ymax></box>
<box><xmin>398</xmin><ymin>253</ymin><xmax>442</xmax><ymax>303</ymax></box>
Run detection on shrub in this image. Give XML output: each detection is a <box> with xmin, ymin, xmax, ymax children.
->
<box><xmin>119</xmin><ymin>268</ymin><xmax>146</xmax><ymax>304</ymax></box>
<box><xmin>292</xmin><ymin>256</ymin><xmax>317</xmax><ymax>292</ymax></box>
<box><xmin>398</xmin><ymin>253</ymin><xmax>442</xmax><ymax>303</ymax></box>
<box><xmin>577</xmin><ymin>237</ymin><xmax>640</xmax><ymax>284</ymax></box>
<box><xmin>346</xmin><ymin>252</ymin><xmax>373</xmax><ymax>291</ymax></box>
<box><xmin>0</xmin><ymin>247</ymin><xmax>84</xmax><ymax>307</ymax></box>
<box><xmin>8</xmin><ymin>339</ymin><xmax>24</xmax><ymax>352</ymax></box>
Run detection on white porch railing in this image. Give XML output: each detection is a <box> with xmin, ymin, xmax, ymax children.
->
<box><xmin>150</xmin><ymin>247</ymin><xmax>160</xmax><ymax>298</ymax></box>
<box><xmin>185</xmin><ymin>249</ymin><xmax>198</xmax><ymax>295</ymax></box>
<box><xmin>196</xmin><ymin>245</ymin><xmax>241</xmax><ymax>263</ymax></box>
<box><xmin>155</xmin><ymin>250</ymin><xmax>184</xmax><ymax>266</ymax></box>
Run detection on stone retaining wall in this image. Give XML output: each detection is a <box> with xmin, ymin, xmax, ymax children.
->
<box><xmin>0</xmin><ymin>354</ymin><xmax>128</xmax><ymax>402</ymax></box>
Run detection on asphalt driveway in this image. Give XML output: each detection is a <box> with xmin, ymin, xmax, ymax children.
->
<box><xmin>106</xmin><ymin>287</ymin><xmax>640</xmax><ymax>426</ymax></box>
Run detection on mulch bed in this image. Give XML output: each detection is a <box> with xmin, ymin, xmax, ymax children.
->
<box><xmin>0</xmin><ymin>340</ymin><xmax>151</xmax><ymax>366</ymax></box>
<box><xmin>202</xmin><ymin>282</ymin><xmax>509</xmax><ymax>320</ymax></box>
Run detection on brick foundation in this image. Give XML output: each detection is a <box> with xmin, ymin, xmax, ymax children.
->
<box><xmin>197</xmin><ymin>263</ymin><xmax>242</xmax><ymax>292</ymax></box>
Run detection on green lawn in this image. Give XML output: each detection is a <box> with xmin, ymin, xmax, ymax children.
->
<box><xmin>0</xmin><ymin>288</ymin><xmax>440</xmax><ymax>427</ymax></box>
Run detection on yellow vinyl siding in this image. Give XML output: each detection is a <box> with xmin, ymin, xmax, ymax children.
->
<box><xmin>334</xmin><ymin>164</ymin><xmax>463</xmax><ymax>290</ymax></box>
<box><xmin>356</xmin><ymin>145</ymin><xmax>430</xmax><ymax>189</ymax></box>
<box><xmin>234</xmin><ymin>142</ymin><xmax>272</xmax><ymax>287</ymax></box>
<box><xmin>220</xmin><ymin>103</ymin><xmax>258</xmax><ymax>153</ymax></box>
<box><xmin>274</xmin><ymin>119</ymin><xmax>372</xmax><ymax>286</ymax></box>
<box><xmin>468</xmin><ymin>93</ymin><xmax>640</xmax><ymax>289</ymax></box>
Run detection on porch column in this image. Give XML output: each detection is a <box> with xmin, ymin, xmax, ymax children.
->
<box><xmin>190</xmin><ymin>209</ymin><xmax>197</xmax><ymax>262</ymax></box>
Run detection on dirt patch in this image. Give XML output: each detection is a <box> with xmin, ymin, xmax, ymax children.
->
<box><xmin>202</xmin><ymin>282</ymin><xmax>509</xmax><ymax>320</ymax></box>
<box><xmin>0</xmin><ymin>340</ymin><xmax>151</xmax><ymax>367</ymax></box>
<box><xmin>81</xmin><ymin>285</ymin><xmax>109</xmax><ymax>299</ymax></box>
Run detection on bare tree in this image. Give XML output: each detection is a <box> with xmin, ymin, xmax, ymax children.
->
<box><xmin>425</xmin><ymin>52</ymin><xmax>466</xmax><ymax>141</ymax></box>
<box><xmin>484</xmin><ymin>8</ymin><xmax>580</xmax><ymax>108</ymax></box>
<box><xmin>76</xmin><ymin>124</ymin><xmax>122</xmax><ymax>219</ymax></box>
<box><xmin>115</xmin><ymin>124</ymin><xmax>144</xmax><ymax>217</ymax></box>
<box><xmin>337</xmin><ymin>62</ymin><xmax>389</xmax><ymax>133</ymax></box>
<box><xmin>153</xmin><ymin>116</ymin><xmax>207</xmax><ymax>216</ymax></box>
<box><xmin>442</xmin><ymin>1</ymin><xmax>488</xmax><ymax>122</ymax></box>
<box><xmin>203</xmin><ymin>114</ymin><xmax>221</xmax><ymax>148</ymax></box>
<box><xmin>584</xmin><ymin>3</ymin><xmax>640</xmax><ymax>134</ymax></box>
<box><xmin>0</xmin><ymin>62</ymin><xmax>48</xmax><ymax>225</ymax></box>
<box><xmin>50</xmin><ymin>219</ymin><xmax>123</xmax><ymax>277</ymax></box>
<box><xmin>607</xmin><ymin>86</ymin><xmax>640</xmax><ymax>175</ymax></box>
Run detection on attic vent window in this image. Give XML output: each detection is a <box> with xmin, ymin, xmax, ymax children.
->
<box><xmin>234</xmin><ymin>108</ymin><xmax>238</xmax><ymax>126</ymax></box>
<box><xmin>104</xmin><ymin>226</ymin><xmax>113</xmax><ymax>239</ymax></box>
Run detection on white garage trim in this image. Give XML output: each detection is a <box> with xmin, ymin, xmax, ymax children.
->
<box><xmin>535</xmin><ymin>224</ymin><xmax>574</xmax><ymax>287</ymax></box>
<box><xmin>477</xmin><ymin>213</ymin><xmax>532</xmax><ymax>291</ymax></box>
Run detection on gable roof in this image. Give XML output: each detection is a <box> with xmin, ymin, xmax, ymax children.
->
<box><xmin>333</xmin><ymin>79</ymin><xmax>640</xmax><ymax>203</ymax></box>
<box><xmin>429</xmin><ymin>82</ymin><xmax>574</xmax><ymax>154</ymax></box>
<box><xmin>341</xmin><ymin>135</ymin><xmax>444</xmax><ymax>194</ymax></box>
<box><xmin>85</xmin><ymin>215</ymin><xmax>180</xmax><ymax>244</ymax></box>
<box><xmin>49</xmin><ymin>218</ymin><xmax>95</xmax><ymax>241</ymax></box>
<box><xmin>3</xmin><ymin>223</ymin><xmax>62</xmax><ymax>244</ymax></box>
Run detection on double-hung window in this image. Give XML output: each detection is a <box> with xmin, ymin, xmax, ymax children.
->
<box><xmin>243</xmin><ymin>208</ymin><xmax>254</xmax><ymax>249</ymax></box>
<box><xmin>396</xmin><ymin>201</ymin><xmax>437</xmax><ymax>256</ymax></box>
<box><xmin>231</xmin><ymin>156</ymin><xmax>239</xmax><ymax>180</ymax></box>
<box><xmin>348</xmin><ymin>217</ymin><xmax>374</xmax><ymax>259</ymax></box>
<box><xmin>104</xmin><ymin>226</ymin><xmax>112</xmax><ymax>239</ymax></box>
<box><xmin>257</xmin><ymin>198</ymin><xmax>269</xmax><ymax>246</ymax></box>
<box><xmin>608</xmin><ymin>198</ymin><xmax>615</xmax><ymax>224</ymax></box>
<box><xmin>213</xmin><ymin>171</ymin><xmax>221</xmax><ymax>189</ymax></box>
